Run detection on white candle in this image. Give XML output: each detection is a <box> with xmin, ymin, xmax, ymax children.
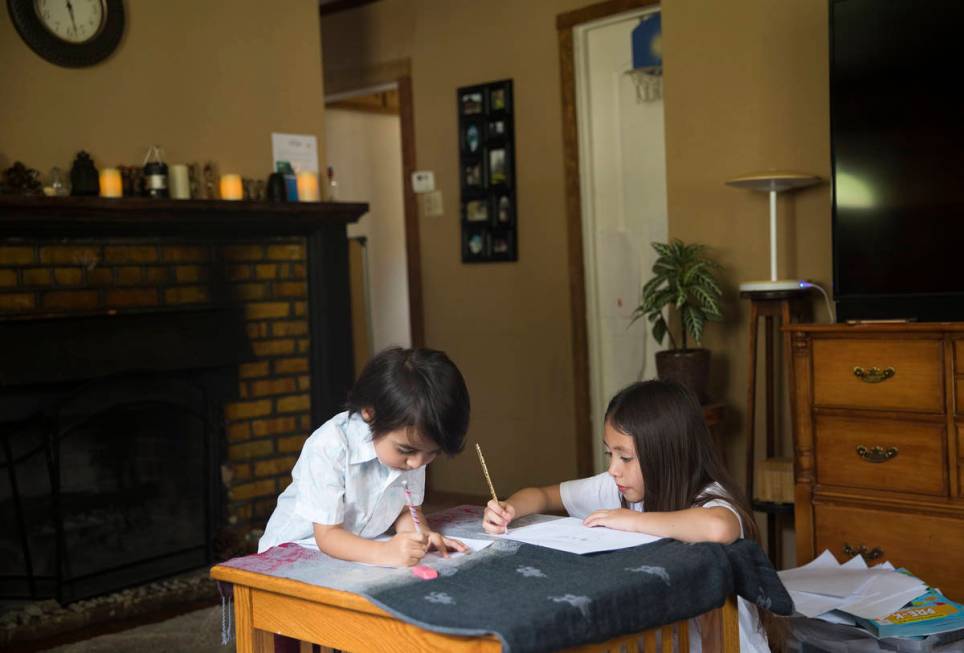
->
<box><xmin>169</xmin><ymin>164</ymin><xmax>190</xmax><ymax>199</ymax></box>
<box><xmin>99</xmin><ymin>168</ymin><xmax>122</xmax><ymax>198</ymax></box>
<box><xmin>220</xmin><ymin>174</ymin><xmax>243</xmax><ymax>200</ymax></box>
<box><xmin>296</xmin><ymin>171</ymin><xmax>320</xmax><ymax>202</ymax></box>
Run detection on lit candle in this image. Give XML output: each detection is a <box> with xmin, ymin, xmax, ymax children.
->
<box><xmin>296</xmin><ymin>171</ymin><xmax>320</xmax><ymax>202</ymax></box>
<box><xmin>219</xmin><ymin>174</ymin><xmax>243</xmax><ymax>200</ymax></box>
<box><xmin>169</xmin><ymin>164</ymin><xmax>190</xmax><ymax>199</ymax></box>
<box><xmin>99</xmin><ymin>168</ymin><xmax>123</xmax><ymax>198</ymax></box>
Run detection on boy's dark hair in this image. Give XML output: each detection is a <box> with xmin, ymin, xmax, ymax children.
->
<box><xmin>347</xmin><ymin>347</ymin><xmax>470</xmax><ymax>455</ymax></box>
<box><xmin>605</xmin><ymin>379</ymin><xmax>758</xmax><ymax>541</ymax></box>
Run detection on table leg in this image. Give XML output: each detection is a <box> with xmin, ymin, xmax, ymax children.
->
<box><xmin>235</xmin><ymin>585</ymin><xmax>277</xmax><ymax>653</ymax></box>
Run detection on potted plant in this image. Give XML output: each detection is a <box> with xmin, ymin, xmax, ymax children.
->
<box><xmin>632</xmin><ymin>239</ymin><xmax>723</xmax><ymax>403</ymax></box>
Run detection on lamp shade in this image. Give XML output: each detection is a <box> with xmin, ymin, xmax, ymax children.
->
<box><xmin>725</xmin><ymin>171</ymin><xmax>821</xmax><ymax>192</ymax></box>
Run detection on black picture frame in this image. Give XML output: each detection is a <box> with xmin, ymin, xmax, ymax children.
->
<box><xmin>457</xmin><ymin>79</ymin><xmax>517</xmax><ymax>263</ymax></box>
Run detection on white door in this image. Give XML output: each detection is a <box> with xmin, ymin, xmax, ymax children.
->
<box><xmin>574</xmin><ymin>8</ymin><xmax>668</xmax><ymax>473</ymax></box>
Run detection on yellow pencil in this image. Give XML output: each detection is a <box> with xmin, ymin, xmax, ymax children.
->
<box><xmin>475</xmin><ymin>443</ymin><xmax>499</xmax><ymax>503</ymax></box>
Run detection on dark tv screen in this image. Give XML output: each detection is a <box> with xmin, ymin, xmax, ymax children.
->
<box><xmin>831</xmin><ymin>0</ymin><xmax>964</xmax><ymax>321</ymax></box>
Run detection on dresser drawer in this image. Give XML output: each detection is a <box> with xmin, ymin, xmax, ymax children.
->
<box><xmin>814</xmin><ymin>503</ymin><xmax>964</xmax><ymax>601</ymax></box>
<box><xmin>812</xmin><ymin>339</ymin><xmax>943</xmax><ymax>412</ymax></box>
<box><xmin>815</xmin><ymin>415</ymin><xmax>946</xmax><ymax>496</ymax></box>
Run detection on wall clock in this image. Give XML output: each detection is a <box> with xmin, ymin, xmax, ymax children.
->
<box><xmin>7</xmin><ymin>0</ymin><xmax>125</xmax><ymax>68</ymax></box>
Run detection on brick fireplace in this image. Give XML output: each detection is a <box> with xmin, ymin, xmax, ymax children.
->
<box><xmin>0</xmin><ymin>196</ymin><xmax>366</xmax><ymax>600</ymax></box>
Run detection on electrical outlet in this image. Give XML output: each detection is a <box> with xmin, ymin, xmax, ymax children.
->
<box><xmin>411</xmin><ymin>170</ymin><xmax>435</xmax><ymax>193</ymax></box>
<box><xmin>419</xmin><ymin>190</ymin><xmax>444</xmax><ymax>217</ymax></box>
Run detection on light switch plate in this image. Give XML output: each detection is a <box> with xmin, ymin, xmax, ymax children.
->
<box><xmin>419</xmin><ymin>190</ymin><xmax>444</xmax><ymax>217</ymax></box>
<box><xmin>411</xmin><ymin>170</ymin><xmax>435</xmax><ymax>193</ymax></box>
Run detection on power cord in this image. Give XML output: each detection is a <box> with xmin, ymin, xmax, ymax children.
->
<box><xmin>798</xmin><ymin>281</ymin><xmax>835</xmax><ymax>323</ymax></box>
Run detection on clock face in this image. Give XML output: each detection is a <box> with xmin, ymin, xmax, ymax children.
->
<box><xmin>34</xmin><ymin>0</ymin><xmax>105</xmax><ymax>44</ymax></box>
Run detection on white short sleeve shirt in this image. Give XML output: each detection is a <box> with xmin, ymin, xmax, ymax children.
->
<box><xmin>257</xmin><ymin>411</ymin><xmax>424</xmax><ymax>553</ymax></box>
<box><xmin>559</xmin><ymin>472</ymin><xmax>766</xmax><ymax>653</ymax></box>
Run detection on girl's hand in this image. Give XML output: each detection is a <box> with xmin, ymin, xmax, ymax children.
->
<box><xmin>483</xmin><ymin>499</ymin><xmax>516</xmax><ymax>534</ymax></box>
<box><xmin>426</xmin><ymin>531</ymin><xmax>468</xmax><ymax>557</ymax></box>
<box><xmin>385</xmin><ymin>531</ymin><xmax>429</xmax><ymax>567</ymax></box>
<box><xmin>583</xmin><ymin>508</ymin><xmax>642</xmax><ymax>532</ymax></box>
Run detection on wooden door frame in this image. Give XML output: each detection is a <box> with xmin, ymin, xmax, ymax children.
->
<box><xmin>325</xmin><ymin>74</ymin><xmax>425</xmax><ymax>349</ymax></box>
<box><xmin>557</xmin><ymin>0</ymin><xmax>659</xmax><ymax>477</ymax></box>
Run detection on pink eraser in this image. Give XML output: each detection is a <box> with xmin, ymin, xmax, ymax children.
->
<box><xmin>411</xmin><ymin>565</ymin><xmax>438</xmax><ymax>580</ymax></box>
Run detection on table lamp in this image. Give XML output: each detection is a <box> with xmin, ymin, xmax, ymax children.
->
<box><xmin>725</xmin><ymin>171</ymin><xmax>821</xmax><ymax>292</ymax></box>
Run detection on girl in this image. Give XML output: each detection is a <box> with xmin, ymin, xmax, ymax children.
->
<box><xmin>259</xmin><ymin>347</ymin><xmax>471</xmax><ymax>567</ymax></box>
<box><xmin>483</xmin><ymin>380</ymin><xmax>769</xmax><ymax>652</ymax></box>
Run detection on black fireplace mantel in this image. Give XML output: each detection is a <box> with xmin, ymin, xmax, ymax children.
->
<box><xmin>0</xmin><ymin>195</ymin><xmax>367</xmax><ymax>238</ymax></box>
<box><xmin>0</xmin><ymin>194</ymin><xmax>369</xmax><ymax>425</ymax></box>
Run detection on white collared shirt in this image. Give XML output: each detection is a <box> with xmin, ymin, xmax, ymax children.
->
<box><xmin>257</xmin><ymin>411</ymin><xmax>424</xmax><ymax>553</ymax></box>
<box><xmin>560</xmin><ymin>473</ymin><xmax>768</xmax><ymax>653</ymax></box>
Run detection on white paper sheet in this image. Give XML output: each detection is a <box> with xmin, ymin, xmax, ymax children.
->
<box><xmin>779</xmin><ymin>549</ymin><xmax>927</xmax><ymax>620</ymax></box>
<box><xmin>500</xmin><ymin>516</ymin><xmax>663</xmax><ymax>554</ymax></box>
<box><xmin>295</xmin><ymin>535</ymin><xmax>494</xmax><ymax>567</ymax></box>
<box><xmin>271</xmin><ymin>132</ymin><xmax>319</xmax><ymax>173</ymax></box>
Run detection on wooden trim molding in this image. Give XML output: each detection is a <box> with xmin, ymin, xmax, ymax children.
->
<box><xmin>398</xmin><ymin>76</ymin><xmax>425</xmax><ymax>348</ymax></box>
<box><xmin>556</xmin><ymin>0</ymin><xmax>658</xmax><ymax>477</ymax></box>
<box><xmin>557</xmin><ymin>0</ymin><xmax>658</xmax><ymax>30</ymax></box>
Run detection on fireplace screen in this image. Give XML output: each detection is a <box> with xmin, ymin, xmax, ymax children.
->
<box><xmin>1</xmin><ymin>374</ymin><xmax>219</xmax><ymax>602</ymax></box>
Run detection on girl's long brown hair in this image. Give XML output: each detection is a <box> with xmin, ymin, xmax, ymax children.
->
<box><xmin>605</xmin><ymin>380</ymin><xmax>759</xmax><ymax>542</ymax></box>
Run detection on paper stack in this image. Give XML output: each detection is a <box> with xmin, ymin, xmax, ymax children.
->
<box><xmin>780</xmin><ymin>550</ymin><xmax>964</xmax><ymax>650</ymax></box>
<box><xmin>779</xmin><ymin>550</ymin><xmax>927</xmax><ymax>621</ymax></box>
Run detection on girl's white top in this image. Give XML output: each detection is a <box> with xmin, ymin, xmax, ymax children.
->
<box><xmin>560</xmin><ymin>472</ymin><xmax>769</xmax><ymax>653</ymax></box>
<box><xmin>258</xmin><ymin>411</ymin><xmax>424</xmax><ymax>553</ymax></box>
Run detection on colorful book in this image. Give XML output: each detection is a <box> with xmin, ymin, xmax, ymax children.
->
<box><xmin>856</xmin><ymin>587</ymin><xmax>964</xmax><ymax>639</ymax></box>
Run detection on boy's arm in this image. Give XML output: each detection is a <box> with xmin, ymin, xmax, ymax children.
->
<box><xmin>394</xmin><ymin>506</ymin><xmax>468</xmax><ymax>555</ymax></box>
<box><xmin>313</xmin><ymin>522</ymin><xmax>428</xmax><ymax>566</ymax></box>
<box><xmin>582</xmin><ymin>506</ymin><xmax>741</xmax><ymax>544</ymax></box>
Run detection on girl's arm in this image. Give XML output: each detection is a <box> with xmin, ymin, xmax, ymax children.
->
<box><xmin>582</xmin><ymin>506</ymin><xmax>741</xmax><ymax>544</ymax></box>
<box><xmin>482</xmin><ymin>484</ymin><xmax>564</xmax><ymax>533</ymax></box>
<box><xmin>313</xmin><ymin>522</ymin><xmax>428</xmax><ymax>567</ymax></box>
<box><xmin>394</xmin><ymin>506</ymin><xmax>468</xmax><ymax>555</ymax></box>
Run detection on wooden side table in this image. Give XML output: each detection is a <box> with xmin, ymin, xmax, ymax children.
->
<box><xmin>742</xmin><ymin>289</ymin><xmax>810</xmax><ymax>568</ymax></box>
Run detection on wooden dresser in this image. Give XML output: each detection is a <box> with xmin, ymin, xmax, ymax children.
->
<box><xmin>786</xmin><ymin>323</ymin><xmax>964</xmax><ymax>601</ymax></box>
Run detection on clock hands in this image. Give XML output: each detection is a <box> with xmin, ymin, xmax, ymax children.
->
<box><xmin>65</xmin><ymin>0</ymin><xmax>78</xmax><ymax>36</ymax></box>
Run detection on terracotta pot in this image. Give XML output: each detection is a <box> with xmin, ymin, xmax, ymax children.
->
<box><xmin>655</xmin><ymin>348</ymin><xmax>710</xmax><ymax>404</ymax></box>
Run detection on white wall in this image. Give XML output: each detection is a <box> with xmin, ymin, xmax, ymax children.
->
<box><xmin>325</xmin><ymin>108</ymin><xmax>411</xmax><ymax>352</ymax></box>
<box><xmin>576</xmin><ymin>9</ymin><xmax>669</xmax><ymax>472</ymax></box>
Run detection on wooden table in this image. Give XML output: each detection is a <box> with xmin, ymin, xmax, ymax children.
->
<box><xmin>211</xmin><ymin>563</ymin><xmax>741</xmax><ymax>653</ymax></box>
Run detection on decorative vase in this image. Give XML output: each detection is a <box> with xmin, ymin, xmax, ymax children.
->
<box><xmin>655</xmin><ymin>348</ymin><xmax>710</xmax><ymax>404</ymax></box>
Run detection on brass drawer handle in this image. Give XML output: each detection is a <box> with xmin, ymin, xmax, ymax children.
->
<box><xmin>852</xmin><ymin>366</ymin><xmax>895</xmax><ymax>383</ymax></box>
<box><xmin>843</xmin><ymin>543</ymin><xmax>884</xmax><ymax>561</ymax></box>
<box><xmin>856</xmin><ymin>445</ymin><xmax>899</xmax><ymax>463</ymax></box>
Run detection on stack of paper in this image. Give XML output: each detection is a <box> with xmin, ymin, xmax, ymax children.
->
<box><xmin>779</xmin><ymin>550</ymin><xmax>928</xmax><ymax>621</ymax></box>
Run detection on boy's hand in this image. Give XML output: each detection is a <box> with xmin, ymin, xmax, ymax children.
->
<box><xmin>385</xmin><ymin>531</ymin><xmax>429</xmax><ymax>567</ymax></box>
<box><xmin>482</xmin><ymin>499</ymin><xmax>516</xmax><ymax>534</ymax></box>
<box><xmin>426</xmin><ymin>531</ymin><xmax>468</xmax><ymax>557</ymax></box>
<box><xmin>583</xmin><ymin>508</ymin><xmax>641</xmax><ymax>532</ymax></box>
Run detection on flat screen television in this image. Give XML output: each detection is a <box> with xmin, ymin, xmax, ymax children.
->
<box><xmin>830</xmin><ymin>0</ymin><xmax>964</xmax><ymax>322</ymax></box>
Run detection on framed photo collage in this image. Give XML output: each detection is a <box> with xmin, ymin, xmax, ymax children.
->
<box><xmin>457</xmin><ymin>79</ymin><xmax>517</xmax><ymax>263</ymax></box>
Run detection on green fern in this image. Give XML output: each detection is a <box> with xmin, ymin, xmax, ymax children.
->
<box><xmin>632</xmin><ymin>239</ymin><xmax>723</xmax><ymax>349</ymax></box>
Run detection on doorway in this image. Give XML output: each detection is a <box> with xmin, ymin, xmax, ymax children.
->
<box><xmin>325</xmin><ymin>84</ymin><xmax>420</xmax><ymax>371</ymax></box>
<box><xmin>559</xmin><ymin>0</ymin><xmax>664</xmax><ymax>475</ymax></box>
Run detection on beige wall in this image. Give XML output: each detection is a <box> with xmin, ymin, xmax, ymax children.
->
<box><xmin>0</xmin><ymin>0</ymin><xmax>326</xmax><ymax>178</ymax></box>
<box><xmin>662</xmin><ymin>0</ymin><xmax>831</xmax><ymax>478</ymax></box>
<box><xmin>324</xmin><ymin>0</ymin><xmax>833</xmax><ymax>497</ymax></box>
<box><xmin>324</xmin><ymin>0</ymin><xmax>591</xmax><ymax>496</ymax></box>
